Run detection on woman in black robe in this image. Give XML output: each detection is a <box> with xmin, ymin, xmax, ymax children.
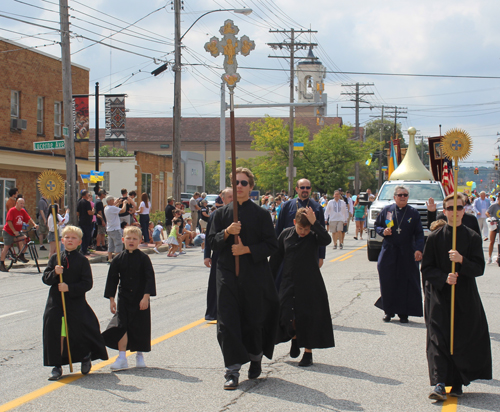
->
<box><xmin>270</xmin><ymin>207</ymin><xmax>334</xmax><ymax>367</ymax></box>
<box><xmin>421</xmin><ymin>194</ymin><xmax>491</xmax><ymax>401</ymax></box>
<box><xmin>43</xmin><ymin>247</ymin><xmax>108</xmax><ymax>380</ymax></box>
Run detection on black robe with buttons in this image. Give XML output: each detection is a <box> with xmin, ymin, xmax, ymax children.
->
<box><xmin>421</xmin><ymin>224</ymin><xmax>491</xmax><ymax>386</ymax></box>
<box><xmin>103</xmin><ymin>249</ymin><xmax>156</xmax><ymax>352</ymax></box>
<box><xmin>42</xmin><ymin>250</ymin><xmax>108</xmax><ymax>366</ymax></box>
<box><xmin>208</xmin><ymin>199</ymin><xmax>279</xmax><ymax>367</ymax></box>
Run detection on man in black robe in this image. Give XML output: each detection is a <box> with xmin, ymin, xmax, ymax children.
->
<box><xmin>208</xmin><ymin>167</ymin><xmax>279</xmax><ymax>390</ymax></box>
<box><xmin>270</xmin><ymin>207</ymin><xmax>333</xmax><ymax>367</ymax></box>
<box><xmin>204</xmin><ymin>187</ymin><xmax>232</xmax><ymax>321</ymax></box>
<box><xmin>426</xmin><ymin>196</ymin><xmax>481</xmax><ymax>236</ymax></box>
<box><xmin>422</xmin><ymin>193</ymin><xmax>491</xmax><ymax>401</ymax></box>
<box><xmin>374</xmin><ymin>185</ymin><xmax>424</xmax><ymax>322</ymax></box>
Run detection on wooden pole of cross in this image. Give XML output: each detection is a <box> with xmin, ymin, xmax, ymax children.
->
<box><xmin>205</xmin><ymin>19</ymin><xmax>255</xmax><ymax>276</ymax></box>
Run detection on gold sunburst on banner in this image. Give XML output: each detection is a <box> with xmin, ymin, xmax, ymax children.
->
<box><xmin>441</xmin><ymin>128</ymin><xmax>473</xmax><ymax>161</ymax></box>
<box><xmin>37</xmin><ymin>170</ymin><xmax>65</xmax><ymax>201</ymax></box>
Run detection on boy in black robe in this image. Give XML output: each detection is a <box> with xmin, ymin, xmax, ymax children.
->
<box><xmin>270</xmin><ymin>207</ymin><xmax>334</xmax><ymax>367</ymax></box>
<box><xmin>103</xmin><ymin>226</ymin><xmax>156</xmax><ymax>370</ymax></box>
<box><xmin>422</xmin><ymin>193</ymin><xmax>491</xmax><ymax>401</ymax></box>
<box><xmin>42</xmin><ymin>225</ymin><xmax>108</xmax><ymax>380</ymax></box>
<box><xmin>208</xmin><ymin>167</ymin><xmax>279</xmax><ymax>390</ymax></box>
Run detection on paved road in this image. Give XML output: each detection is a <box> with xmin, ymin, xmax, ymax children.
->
<box><xmin>1</xmin><ymin>238</ymin><xmax>499</xmax><ymax>411</ymax></box>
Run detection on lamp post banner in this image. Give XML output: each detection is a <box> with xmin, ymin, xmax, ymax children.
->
<box><xmin>72</xmin><ymin>95</ymin><xmax>89</xmax><ymax>140</ymax></box>
<box><xmin>104</xmin><ymin>94</ymin><xmax>127</xmax><ymax>140</ymax></box>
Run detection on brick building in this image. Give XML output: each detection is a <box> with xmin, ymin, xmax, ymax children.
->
<box><xmin>0</xmin><ymin>37</ymin><xmax>93</xmax><ymax>227</ymax></box>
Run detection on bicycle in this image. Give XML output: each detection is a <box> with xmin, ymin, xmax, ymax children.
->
<box><xmin>0</xmin><ymin>228</ymin><xmax>40</xmax><ymax>273</ymax></box>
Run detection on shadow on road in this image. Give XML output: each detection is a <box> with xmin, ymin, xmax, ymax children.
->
<box><xmin>489</xmin><ymin>332</ymin><xmax>500</xmax><ymax>342</ymax></box>
<box><xmin>456</xmin><ymin>392</ymin><xmax>500</xmax><ymax>410</ymax></box>
<box><xmin>333</xmin><ymin>325</ymin><xmax>385</xmax><ymax>335</ymax></box>
<box><xmin>114</xmin><ymin>367</ymin><xmax>202</xmax><ymax>383</ymax></box>
<box><xmin>247</xmin><ymin>376</ymin><xmax>364</xmax><ymax>411</ymax></box>
<box><xmin>292</xmin><ymin>363</ymin><xmax>402</xmax><ymax>386</ymax></box>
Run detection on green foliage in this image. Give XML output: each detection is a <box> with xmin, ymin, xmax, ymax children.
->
<box><xmin>99</xmin><ymin>145</ymin><xmax>133</xmax><ymax>157</ymax></box>
<box><xmin>149</xmin><ymin>210</ymin><xmax>165</xmax><ymax>225</ymax></box>
<box><xmin>205</xmin><ymin>158</ymin><xmax>258</xmax><ymax>193</ymax></box>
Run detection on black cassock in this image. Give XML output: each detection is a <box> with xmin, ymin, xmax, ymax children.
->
<box><xmin>208</xmin><ymin>199</ymin><xmax>279</xmax><ymax>367</ymax></box>
<box><xmin>375</xmin><ymin>204</ymin><xmax>425</xmax><ymax>317</ymax></box>
<box><xmin>42</xmin><ymin>250</ymin><xmax>108</xmax><ymax>366</ymax></box>
<box><xmin>204</xmin><ymin>214</ymin><xmax>218</xmax><ymax>321</ymax></box>
<box><xmin>270</xmin><ymin>221</ymin><xmax>334</xmax><ymax>349</ymax></box>
<box><xmin>421</xmin><ymin>224</ymin><xmax>491</xmax><ymax>386</ymax></box>
<box><xmin>103</xmin><ymin>249</ymin><xmax>156</xmax><ymax>352</ymax></box>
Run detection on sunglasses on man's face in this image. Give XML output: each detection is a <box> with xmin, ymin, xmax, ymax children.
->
<box><xmin>236</xmin><ymin>180</ymin><xmax>249</xmax><ymax>187</ymax></box>
<box><xmin>299</xmin><ymin>186</ymin><xmax>311</xmax><ymax>190</ymax></box>
<box><xmin>445</xmin><ymin>205</ymin><xmax>464</xmax><ymax>211</ymax></box>
<box><xmin>396</xmin><ymin>193</ymin><xmax>409</xmax><ymax>198</ymax></box>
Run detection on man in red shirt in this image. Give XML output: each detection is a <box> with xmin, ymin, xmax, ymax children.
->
<box><xmin>1</xmin><ymin>198</ymin><xmax>38</xmax><ymax>271</ymax></box>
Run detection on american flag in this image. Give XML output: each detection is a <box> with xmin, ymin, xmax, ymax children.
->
<box><xmin>442</xmin><ymin>159</ymin><xmax>454</xmax><ymax>195</ymax></box>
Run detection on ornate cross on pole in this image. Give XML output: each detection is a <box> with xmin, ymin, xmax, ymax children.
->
<box><xmin>205</xmin><ymin>20</ymin><xmax>255</xmax><ymax>276</ymax></box>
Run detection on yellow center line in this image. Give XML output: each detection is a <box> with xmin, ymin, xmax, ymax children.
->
<box><xmin>330</xmin><ymin>244</ymin><xmax>367</xmax><ymax>262</ymax></box>
<box><xmin>0</xmin><ymin>317</ymin><xmax>206</xmax><ymax>412</ymax></box>
<box><xmin>441</xmin><ymin>388</ymin><xmax>458</xmax><ymax>412</ymax></box>
<box><xmin>339</xmin><ymin>255</ymin><xmax>353</xmax><ymax>262</ymax></box>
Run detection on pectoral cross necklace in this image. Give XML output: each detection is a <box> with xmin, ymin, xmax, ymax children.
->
<box><xmin>394</xmin><ymin>207</ymin><xmax>408</xmax><ymax>235</ymax></box>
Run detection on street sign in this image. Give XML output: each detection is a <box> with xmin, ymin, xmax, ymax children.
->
<box><xmin>33</xmin><ymin>140</ymin><xmax>66</xmax><ymax>151</ymax></box>
<box><xmin>62</xmin><ymin>126</ymin><xmax>69</xmax><ymax>137</ymax></box>
<box><xmin>347</xmin><ymin>176</ymin><xmax>355</xmax><ymax>180</ymax></box>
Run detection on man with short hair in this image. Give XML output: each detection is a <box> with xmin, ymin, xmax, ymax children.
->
<box><xmin>485</xmin><ymin>195</ymin><xmax>500</xmax><ymax>264</ymax></box>
<box><xmin>6</xmin><ymin>187</ymin><xmax>18</xmax><ymax>212</ymax></box>
<box><xmin>475</xmin><ymin>191</ymin><xmax>491</xmax><ymax>241</ymax></box>
<box><xmin>118</xmin><ymin>189</ymin><xmax>132</xmax><ymax>226</ymax></box>
<box><xmin>422</xmin><ymin>193</ymin><xmax>491</xmax><ymax>401</ymax></box>
<box><xmin>104</xmin><ymin>196</ymin><xmax>128</xmax><ymax>262</ymax></box>
<box><xmin>208</xmin><ymin>168</ymin><xmax>279</xmax><ymax>390</ymax></box>
<box><xmin>76</xmin><ymin>190</ymin><xmax>94</xmax><ymax>255</ymax></box>
<box><xmin>374</xmin><ymin>186</ymin><xmax>424</xmax><ymax>323</ymax></box>
<box><xmin>37</xmin><ymin>194</ymin><xmax>50</xmax><ymax>250</ymax></box>
<box><xmin>1</xmin><ymin>198</ymin><xmax>38</xmax><ymax>271</ymax></box>
<box><xmin>189</xmin><ymin>192</ymin><xmax>201</xmax><ymax>229</ymax></box>
<box><xmin>325</xmin><ymin>190</ymin><xmax>348</xmax><ymax>249</ymax></box>
<box><xmin>94</xmin><ymin>189</ymin><xmax>107</xmax><ymax>251</ymax></box>
<box><xmin>164</xmin><ymin>196</ymin><xmax>176</xmax><ymax>236</ymax></box>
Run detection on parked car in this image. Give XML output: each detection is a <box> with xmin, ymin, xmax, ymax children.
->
<box><xmin>204</xmin><ymin>194</ymin><xmax>219</xmax><ymax>208</ymax></box>
<box><xmin>181</xmin><ymin>192</ymin><xmax>192</xmax><ymax>208</ymax></box>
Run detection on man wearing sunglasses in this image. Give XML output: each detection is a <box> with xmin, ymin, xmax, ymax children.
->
<box><xmin>426</xmin><ymin>196</ymin><xmax>480</xmax><ymax>236</ymax></box>
<box><xmin>275</xmin><ymin>178</ymin><xmax>326</xmax><ymax>269</ymax></box>
<box><xmin>422</xmin><ymin>193</ymin><xmax>490</xmax><ymax>401</ymax></box>
<box><xmin>374</xmin><ymin>186</ymin><xmax>425</xmax><ymax>323</ymax></box>
<box><xmin>208</xmin><ymin>167</ymin><xmax>279</xmax><ymax>390</ymax></box>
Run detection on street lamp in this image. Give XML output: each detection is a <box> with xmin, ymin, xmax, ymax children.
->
<box><xmin>172</xmin><ymin>2</ymin><xmax>252</xmax><ymax>201</ymax></box>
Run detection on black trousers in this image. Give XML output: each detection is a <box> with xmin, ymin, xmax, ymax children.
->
<box><xmin>80</xmin><ymin>224</ymin><xmax>92</xmax><ymax>254</ymax></box>
<box><xmin>205</xmin><ymin>252</ymin><xmax>218</xmax><ymax>320</ymax></box>
<box><xmin>140</xmin><ymin>214</ymin><xmax>150</xmax><ymax>243</ymax></box>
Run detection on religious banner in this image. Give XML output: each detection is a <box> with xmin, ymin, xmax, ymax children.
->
<box><xmin>428</xmin><ymin>136</ymin><xmax>444</xmax><ymax>181</ymax></box>
<box><xmin>72</xmin><ymin>95</ymin><xmax>89</xmax><ymax>140</ymax></box>
<box><xmin>104</xmin><ymin>94</ymin><xmax>126</xmax><ymax>140</ymax></box>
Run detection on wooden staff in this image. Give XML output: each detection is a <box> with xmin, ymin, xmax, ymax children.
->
<box><xmin>229</xmin><ymin>87</ymin><xmax>239</xmax><ymax>276</ymax></box>
<box><xmin>449</xmin><ymin>159</ymin><xmax>459</xmax><ymax>355</ymax></box>
<box><xmin>51</xmin><ymin>202</ymin><xmax>73</xmax><ymax>372</ymax></box>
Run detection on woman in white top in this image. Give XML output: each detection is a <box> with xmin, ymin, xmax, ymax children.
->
<box><xmin>138</xmin><ymin>192</ymin><xmax>151</xmax><ymax>244</ymax></box>
<box><xmin>47</xmin><ymin>204</ymin><xmax>64</xmax><ymax>256</ymax></box>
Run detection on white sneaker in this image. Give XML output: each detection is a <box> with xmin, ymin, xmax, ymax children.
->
<box><xmin>153</xmin><ymin>248</ymin><xmax>159</xmax><ymax>254</ymax></box>
<box><xmin>110</xmin><ymin>357</ymin><xmax>128</xmax><ymax>370</ymax></box>
<box><xmin>487</xmin><ymin>257</ymin><xmax>492</xmax><ymax>264</ymax></box>
<box><xmin>136</xmin><ymin>353</ymin><xmax>146</xmax><ymax>368</ymax></box>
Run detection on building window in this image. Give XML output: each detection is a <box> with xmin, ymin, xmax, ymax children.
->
<box><xmin>54</xmin><ymin>101</ymin><xmax>62</xmax><ymax>138</ymax></box>
<box><xmin>87</xmin><ymin>171</ymin><xmax>110</xmax><ymax>193</ymax></box>
<box><xmin>11</xmin><ymin>91</ymin><xmax>19</xmax><ymax>118</ymax></box>
<box><xmin>0</xmin><ymin>178</ymin><xmax>16</xmax><ymax>227</ymax></box>
<box><xmin>37</xmin><ymin>97</ymin><xmax>44</xmax><ymax>135</ymax></box>
<box><xmin>141</xmin><ymin>173</ymin><xmax>152</xmax><ymax>200</ymax></box>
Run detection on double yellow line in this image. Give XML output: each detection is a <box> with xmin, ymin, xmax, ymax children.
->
<box><xmin>330</xmin><ymin>244</ymin><xmax>367</xmax><ymax>262</ymax></box>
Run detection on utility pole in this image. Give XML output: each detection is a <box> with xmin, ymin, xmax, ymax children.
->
<box><xmin>378</xmin><ymin>106</ymin><xmax>384</xmax><ymax>189</ymax></box>
<box><xmin>268</xmin><ymin>29</ymin><xmax>317</xmax><ymax>196</ymax></box>
<box><xmin>341</xmin><ymin>83</ymin><xmax>374</xmax><ymax>194</ymax></box>
<box><xmin>59</xmin><ymin>0</ymin><xmax>77</xmax><ymax>225</ymax></box>
<box><xmin>220</xmin><ymin>82</ymin><xmax>226</xmax><ymax>190</ymax></box>
<box><xmin>172</xmin><ymin>0</ymin><xmax>182</xmax><ymax>202</ymax></box>
<box><xmin>383</xmin><ymin>106</ymin><xmax>407</xmax><ymax>163</ymax></box>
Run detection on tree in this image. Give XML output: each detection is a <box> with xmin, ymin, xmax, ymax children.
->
<box><xmin>364</xmin><ymin>119</ymin><xmax>405</xmax><ymax>166</ymax></box>
<box><xmin>99</xmin><ymin>145</ymin><xmax>133</xmax><ymax>157</ymax></box>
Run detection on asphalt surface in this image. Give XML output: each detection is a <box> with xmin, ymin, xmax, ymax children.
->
<box><xmin>1</xmin><ymin>237</ymin><xmax>499</xmax><ymax>412</ymax></box>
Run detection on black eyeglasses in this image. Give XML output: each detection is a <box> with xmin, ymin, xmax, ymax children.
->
<box><xmin>236</xmin><ymin>180</ymin><xmax>249</xmax><ymax>187</ymax></box>
<box><xmin>445</xmin><ymin>205</ymin><xmax>464</xmax><ymax>211</ymax></box>
<box><xmin>299</xmin><ymin>186</ymin><xmax>311</xmax><ymax>190</ymax></box>
<box><xmin>396</xmin><ymin>193</ymin><xmax>409</xmax><ymax>198</ymax></box>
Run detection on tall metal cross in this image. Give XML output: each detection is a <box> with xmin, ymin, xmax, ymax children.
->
<box><xmin>204</xmin><ymin>19</ymin><xmax>255</xmax><ymax>89</ymax></box>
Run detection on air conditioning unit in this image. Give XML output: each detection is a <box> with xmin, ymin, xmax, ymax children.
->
<box><xmin>10</xmin><ymin>118</ymin><xmax>27</xmax><ymax>130</ymax></box>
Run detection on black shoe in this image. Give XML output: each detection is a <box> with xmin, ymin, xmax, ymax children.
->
<box><xmin>18</xmin><ymin>254</ymin><xmax>29</xmax><ymax>263</ymax></box>
<box><xmin>48</xmin><ymin>366</ymin><xmax>63</xmax><ymax>381</ymax></box>
<box><xmin>248</xmin><ymin>360</ymin><xmax>262</xmax><ymax>379</ymax></box>
<box><xmin>95</xmin><ymin>246</ymin><xmax>103</xmax><ymax>252</ymax></box>
<box><xmin>298</xmin><ymin>352</ymin><xmax>313</xmax><ymax>367</ymax></box>
<box><xmin>290</xmin><ymin>339</ymin><xmax>300</xmax><ymax>358</ymax></box>
<box><xmin>399</xmin><ymin>315</ymin><xmax>409</xmax><ymax>323</ymax></box>
<box><xmin>81</xmin><ymin>353</ymin><xmax>92</xmax><ymax>375</ymax></box>
<box><xmin>383</xmin><ymin>313</ymin><xmax>394</xmax><ymax>322</ymax></box>
<box><xmin>40</xmin><ymin>245</ymin><xmax>47</xmax><ymax>251</ymax></box>
<box><xmin>429</xmin><ymin>383</ymin><xmax>447</xmax><ymax>401</ymax></box>
<box><xmin>224</xmin><ymin>374</ymin><xmax>239</xmax><ymax>390</ymax></box>
<box><xmin>0</xmin><ymin>262</ymin><xmax>8</xmax><ymax>272</ymax></box>
<box><xmin>449</xmin><ymin>385</ymin><xmax>463</xmax><ymax>397</ymax></box>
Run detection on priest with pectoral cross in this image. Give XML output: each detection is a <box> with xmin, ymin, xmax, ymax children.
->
<box><xmin>374</xmin><ymin>185</ymin><xmax>425</xmax><ymax>323</ymax></box>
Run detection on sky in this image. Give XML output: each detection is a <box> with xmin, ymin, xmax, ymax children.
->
<box><xmin>2</xmin><ymin>0</ymin><xmax>500</xmax><ymax>165</ymax></box>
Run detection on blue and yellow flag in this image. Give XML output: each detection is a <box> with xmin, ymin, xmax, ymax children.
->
<box><xmin>81</xmin><ymin>174</ymin><xmax>90</xmax><ymax>183</ymax></box>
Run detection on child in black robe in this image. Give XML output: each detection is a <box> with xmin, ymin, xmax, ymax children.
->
<box><xmin>270</xmin><ymin>207</ymin><xmax>334</xmax><ymax>367</ymax></box>
<box><xmin>42</xmin><ymin>225</ymin><xmax>108</xmax><ymax>380</ymax></box>
<box><xmin>103</xmin><ymin>226</ymin><xmax>156</xmax><ymax>370</ymax></box>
